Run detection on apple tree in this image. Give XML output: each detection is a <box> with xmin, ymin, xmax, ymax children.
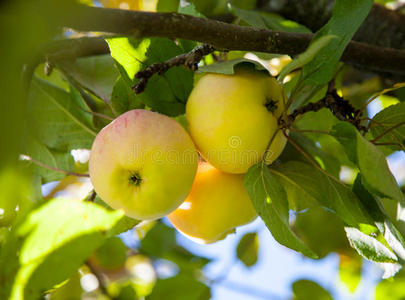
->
<box><xmin>1</xmin><ymin>0</ymin><xmax>405</xmax><ymax>299</ymax></box>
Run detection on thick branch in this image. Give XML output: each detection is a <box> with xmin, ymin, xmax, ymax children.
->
<box><xmin>258</xmin><ymin>1</ymin><xmax>405</xmax><ymax>50</ymax></box>
<box><xmin>57</xmin><ymin>5</ymin><xmax>405</xmax><ymax>78</ymax></box>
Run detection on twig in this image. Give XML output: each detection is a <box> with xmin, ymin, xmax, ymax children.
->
<box><xmin>20</xmin><ymin>155</ymin><xmax>89</xmax><ymax>177</ymax></box>
<box><xmin>132</xmin><ymin>44</ymin><xmax>215</xmax><ymax>94</ymax></box>
<box><xmin>282</xmin><ymin>89</ymin><xmax>367</xmax><ymax>132</ymax></box>
<box><xmin>370</xmin><ymin>121</ymin><xmax>405</xmax><ymax>143</ymax></box>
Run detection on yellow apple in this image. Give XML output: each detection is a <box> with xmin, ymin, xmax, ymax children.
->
<box><xmin>100</xmin><ymin>0</ymin><xmax>141</xmax><ymax>10</ymax></box>
<box><xmin>168</xmin><ymin>162</ymin><xmax>257</xmax><ymax>244</ymax></box>
<box><xmin>89</xmin><ymin>109</ymin><xmax>198</xmax><ymax>220</ymax></box>
<box><xmin>186</xmin><ymin>68</ymin><xmax>287</xmax><ymax>174</ymax></box>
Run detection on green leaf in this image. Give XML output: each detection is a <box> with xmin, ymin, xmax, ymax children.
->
<box><xmin>116</xmin><ymin>283</ymin><xmax>139</xmax><ymax>300</ymax></box>
<box><xmin>353</xmin><ymin>175</ymin><xmax>405</xmax><ymax>263</ymax></box>
<box><xmin>111</xmin><ymin>76</ymin><xmax>144</xmax><ymax>115</ymax></box>
<box><xmin>92</xmin><ymin>237</ymin><xmax>127</xmax><ymax>270</ymax></box>
<box><xmin>93</xmin><ymin>195</ymin><xmax>140</xmax><ymax>235</ymax></box>
<box><xmin>137</xmin><ymin>217</ymin><xmax>210</xmax><ymax>272</ymax></box>
<box><xmin>57</xmin><ymin>55</ymin><xmax>119</xmax><ymax>104</ymax></box>
<box><xmin>302</xmin><ymin>0</ymin><xmax>374</xmax><ymax>85</ymax></box>
<box><xmin>285</xmin><ymin>80</ymin><xmax>327</xmax><ymax>111</ymax></box>
<box><xmin>146</xmin><ymin>273</ymin><xmax>210</xmax><ymax>300</ymax></box>
<box><xmin>198</xmin><ymin>58</ymin><xmax>267</xmax><ymax>75</ymax></box>
<box><xmin>140</xmin><ymin>222</ymin><xmax>177</xmax><ymax>257</ymax></box>
<box><xmin>229</xmin><ymin>5</ymin><xmax>310</xmax><ymax>33</ymax></box>
<box><xmin>244</xmin><ymin>163</ymin><xmax>317</xmax><ymax>258</ymax></box>
<box><xmin>287</xmin><ymin>132</ymin><xmax>341</xmax><ymax>178</ymax></box>
<box><xmin>157</xmin><ymin>0</ymin><xmax>179</xmax><ymax>12</ymax></box>
<box><xmin>278</xmin><ymin>35</ymin><xmax>336</xmax><ymax>83</ymax></box>
<box><xmin>293</xmin><ymin>206</ymin><xmax>350</xmax><ymax>258</ymax></box>
<box><xmin>236</xmin><ymin>232</ymin><xmax>259</xmax><ymax>267</ymax></box>
<box><xmin>9</xmin><ymin>198</ymin><xmax>123</xmax><ymax>300</ymax></box>
<box><xmin>49</xmin><ymin>271</ymin><xmax>82</xmax><ymax>300</ymax></box>
<box><xmin>331</xmin><ymin>122</ymin><xmax>404</xmax><ymax>206</ymax></box>
<box><xmin>0</xmin><ymin>168</ymin><xmax>33</xmax><ymax>227</ymax></box>
<box><xmin>292</xmin><ymin>279</ymin><xmax>333</xmax><ymax>300</ymax></box>
<box><xmin>345</xmin><ymin>227</ymin><xmax>397</xmax><ymax>263</ymax></box>
<box><xmin>163</xmin><ymin>245</ymin><xmax>211</xmax><ymax>272</ymax></box>
<box><xmin>270</xmin><ymin>161</ymin><xmax>369</xmax><ymax>226</ymax></box>
<box><xmin>107</xmin><ymin>37</ymin><xmax>149</xmax><ymax>82</ymax></box>
<box><xmin>371</xmin><ymin>102</ymin><xmax>405</xmax><ymax>151</ymax></box>
<box><xmin>107</xmin><ymin>37</ymin><xmax>194</xmax><ymax>116</ymax></box>
<box><xmin>178</xmin><ymin>1</ymin><xmax>204</xmax><ymax>17</ymax></box>
<box><xmin>26</xmin><ymin>77</ymin><xmax>96</xmax><ymax>152</ymax></box>
<box><xmin>291</xmin><ymin>108</ymin><xmax>354</xmax><ymax>167</ymax></box>
<box><xmin>20</xmin><ymin>136</ymin><xmax>75</xmax><ymax>183</ymax></box>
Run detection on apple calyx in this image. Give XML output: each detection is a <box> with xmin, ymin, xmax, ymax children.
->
<box><xmin>264</xmin><ymin>98</ymin><xmax>278</xmax><ymax>113</ymax></box>
<box><xmin>129</xmin><ymin>172</ymin><xmax>142</xmax><ymax>186</ymax></box>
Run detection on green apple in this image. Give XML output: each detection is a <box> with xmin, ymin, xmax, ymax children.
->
<box><xmin>186</xmin><ymin>68</ymin><xmax>287</xmax><ymax>174</ymax></box>
<box><xmin>89</xmin><ymin>109</ymin><xmax>198</xmax><ymax>220</ymax></box>
<box><xmin>168</xmin><ymin>162</ymin><xmax>257</xmax><ymax>244</ymax></box>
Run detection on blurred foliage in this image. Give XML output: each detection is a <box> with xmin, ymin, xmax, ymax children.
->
<box><xmin>236</xmin><ymin>232</ymin><xmax>259</xmax><ymax>267</ymax></box>
<box><xmin>292</xmin><ymin>279</ymin><xmax>333</xmax><ymax>300</ymax></box>
<box><xmin>1</xmin><ymin>0</ymin><xmax>405</xmax><ymax>299</ymax></box>
<box><xmin>91</xmin><ymin>237</ymin><xmax>128</xmax><ymax>270</ymax></box>
<box><xmin>338</xmin><ymin>254</ymin><xmax>362</xmax><ymax>293</ymax></box>
<box><xmin>49</xmin><ymin>272</ymin><xmax>83</xmax><ymax>300</ymax></box>
<box><xmin>375</xmin><ymin>269</ymin><xmax>405</xmax><ymax>300</ymax></box>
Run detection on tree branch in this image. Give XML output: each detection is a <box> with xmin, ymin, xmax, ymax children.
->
<box><xmin>258</xmin><ymin>1</ymin><xmax>405</xmax><ymax>50</ymax></box>
<box><xmin>133</xmin><ymin>44</ymin><xmax>216</xmax><ymax>94</ymax></box>
<box><xmin>284</xmin><ymin>89</ymin><xmax>367</xmax><ymax>132</ymax></box>
<box><xmin>50</xmin><ymin>5</ymin><xmax>405</xmax><ymax>78</ymax></box>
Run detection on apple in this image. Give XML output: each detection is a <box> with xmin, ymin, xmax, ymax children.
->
<box><xmin>168</xmin><ymin>162</ymin><xmax>257</xmax><ymax>244</ymax></box>
<box><xmin>186</xmin><ymin>68</ymin><xmax>287</xmax><ymax>174</ymax></box>
<box><xmin>89</xmin><ymin>109</ymin><xmax>198</xmax><ymax>220</ymax></box>
<box><xmin>100</xmin><ymin>0</ymin><xmax>141</xmax><ymax>10</ymax></box>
